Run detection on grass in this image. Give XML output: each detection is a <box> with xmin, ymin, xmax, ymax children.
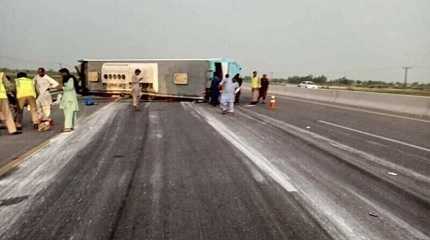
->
<box><xmin>267</xmin><ymin>82</ymin><xmax>430</xmax><ymax>97</ymax></box>
<box><xmin>319</xmin><ymin>85</ymin><xmax>430</xmax><ymax>97</ymax></box>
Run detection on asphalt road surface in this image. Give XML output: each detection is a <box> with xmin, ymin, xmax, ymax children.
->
<box><xmin>0</xmin><ymin>96</ymin><xmax>429</xmax><ymax>240</ymax></box>
<box><xmin>0</xmin><ymin>97</ymin><xmax>113</xmax><ymax>167</ymax></box>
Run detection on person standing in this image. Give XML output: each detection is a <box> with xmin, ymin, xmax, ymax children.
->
<box><xmin>258</xmin><ymin>74</ymin><xmax>270</xmax><ymax>103</ymax></box>
<box><xmin>0</xmin><ymin>72</ymin><xmax>20</xmax><ymax>135</ymax></box>
<box><xmin>219</xmin><ymin>74</ymin><xmax>239</xmax><ymax>114</ymax></box>
<box><xmin>210</xmin><ymin>73</ymin><xmax>221</xmax><ymax>106</ymax></box>
<box><xmin>249</xmin><ymin>71</ymin><xmax>260</xmax><ymax>105</ymax></box>
<box><xmin>34</xmin><ymin>67</ymin><xmax>59</xmax><ymax>125</ymax></box>
<box><xmin>131</xmin><ymin>69</ymin><xmax>143</xmax><ymax>111</ymax></box>
<box><xmin>59</xmin><ymin>68</ymin><xmax>79</xmax><ymax>132</ymax></box>
<box><xmin>233</xmin><ymin>73</ymin><xmax>243</xmax><ymax>104</ymax></box>
<box><xmin>15</xmin><ymin>72</ymin><xmax>38</xmax><ymax>129</ymax></box>
<box><xmin>4</xmin><ymin>75</ymin><xmax>19</xmax><ymax>126</ymax></box>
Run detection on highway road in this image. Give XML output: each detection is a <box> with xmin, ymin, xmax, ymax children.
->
<box><xmin>0</xmin><ymin>98</ymin><xmax>112</xmax><ymax>168</ymax></box>
<box><xmin>0</xmin><ymin>95</ymin><xmax>429</xmax><ymax>240</ymax></box>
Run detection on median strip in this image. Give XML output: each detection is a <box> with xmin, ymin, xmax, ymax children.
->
<box><xmin>276</xmin><ymin>95</ymin><xmax>430</xmax><ymax>124</ymax></box>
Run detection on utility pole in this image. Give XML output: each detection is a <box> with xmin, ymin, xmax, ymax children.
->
<box><xmin>402</xmin><ymin>66</ymin><xmax>412</xmax><ymax>87</ymax></box>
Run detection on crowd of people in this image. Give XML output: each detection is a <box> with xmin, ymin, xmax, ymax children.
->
<box><xmin>1</xmin><ymin>67</ymin><xmax>270</xmax><ymax>135</ymax></box>
<box><xmin>0</xmin><ymin>68</ymin><xmax>79</xmax><ymax>135</ymax></box>
<box><xmin>209</xmin><ymin>71</ymin><xmax>270</xmax><ymax>114</ymax></box>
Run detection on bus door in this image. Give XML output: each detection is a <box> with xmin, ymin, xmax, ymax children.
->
<box><xmin>214</xmin><ymin>62</ymin><xmax>223</xmax><ymax>79</ymax></box>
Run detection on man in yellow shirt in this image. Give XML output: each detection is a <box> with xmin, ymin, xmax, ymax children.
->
<box><xmin>15</xmin><ymin>72</ymin><xmax>39</xmax><ymax>129</ymax></box>
<box><xmin>0</xmin><ymin>72</ymin><xmax>20</xmax><ymax>135</ymax></box>
<box><xmin>249</xmin><ymin>71</ymin><xmax>260</xmax><ymax>105</ymax></box>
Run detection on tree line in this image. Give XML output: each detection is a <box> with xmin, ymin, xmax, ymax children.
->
<box><xmin>244</xmin><ymin>75</ymin><xmax>430</xmax><ymax>89</ymax></box>
<box><xmin>2</xmin><ymin>67</ymin><xmax>429</xmax><ymax>89</ymax></box>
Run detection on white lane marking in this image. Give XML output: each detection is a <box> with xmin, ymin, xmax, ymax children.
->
<box><xmin>365</xmin><ymin>140</ymin><xmax>387</xmax><ymax>148</ymax></box>
<box><xmin>148</xmin><ymin>111</ymin><xmax>164</xmax><ymax>225</ymax></box>
<box><xmin>318</xmin><ymin>120</ymin><xmax>430</xmax><ymax>153</ymax></box>
<box><xmin>237</xmin><ymin>107</ymin><xmax>430</xmax><ymax>240</ymax></box>
<box><xmin>188</xmin><ymin>103</ymin><xmax>369</xmax><ymax>239</ymax></box>
<box><xmin>181</xmin><ymin>102</ymin><xmax>297</xmax><ymax>192</ymax></box>
<box><xmin>239</xmin><ymin>107</ymin><xmax>430</xmax><ymax>185</ymax></box>
<box><xmin>349</xmin><ymin>189</ymin><xmax>430</xmax><ymax>240</ymax></box>
<box><xmin>277</xmin><ymin>95</ymin><xmax>430</xmax><ymax>124</ymax></box>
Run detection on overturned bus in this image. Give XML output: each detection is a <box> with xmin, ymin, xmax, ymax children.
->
<box><xmin>76</xmin><ymin>58</ymin><xmax>242</xmax><ymax>100</ymax></box>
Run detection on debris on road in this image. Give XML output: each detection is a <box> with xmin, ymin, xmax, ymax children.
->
<box><xmin>0</xmin><ymin>195</ymin><xmax>29</xmax><ymax>207</ymax></box>
<box><xmin>368</xmin><ymin>211</ymin><xmax>379</xmax><ymax>218</ymax></box>
<box><xmin>84</xmin><ymin>96</ymin><xmax>96</xmax><ymax>106</ymax></box>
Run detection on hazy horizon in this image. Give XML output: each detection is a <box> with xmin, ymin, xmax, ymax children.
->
<box><xmin>1</xmin><ymin>0</ymin><xmax>429</xmax><ymax>82</ymax></box>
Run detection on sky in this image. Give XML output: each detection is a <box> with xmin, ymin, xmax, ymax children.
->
<box><xmin>1</xmin><ymin>0</ymin><xmax>429</xmax><ymax>82</ymax></box>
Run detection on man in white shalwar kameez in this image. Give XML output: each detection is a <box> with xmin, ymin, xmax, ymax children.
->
<box><xmin>131</xmin><ymin>69</ymin><xmax>144</xmax><ymax>111</ymax></box>
<box><xmin>219</xmin><ymin>74</ymin><xmax>240</xmax><ymax>114</ymax></box>
<box><xmin>34</xmin><ymin>68</ymin><xmax>59</xmax><ymax>123</ymax></box>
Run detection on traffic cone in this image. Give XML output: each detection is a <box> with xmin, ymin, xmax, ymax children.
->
<box><xmin>269</xmin><ymin>96</ymin><xmax>276</xmax><ymax>110</ymax></box>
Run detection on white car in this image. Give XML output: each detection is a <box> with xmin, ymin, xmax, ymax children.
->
<box><xmin>298</xmin><ymin>81</ymin><xmax>319</xmax><ymax>89</ymax></box>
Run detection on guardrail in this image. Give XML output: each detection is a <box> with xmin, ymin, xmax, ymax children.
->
<box><xmin>243</xmin><ymin>83</ymin><xmax>430</xmax><ymax>117</ymax></box>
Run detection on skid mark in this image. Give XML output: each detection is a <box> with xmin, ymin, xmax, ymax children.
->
<box><xmin>0</xmin><ymin>102</ymin><xmax>124</xmax><ymax>236</ymax></box>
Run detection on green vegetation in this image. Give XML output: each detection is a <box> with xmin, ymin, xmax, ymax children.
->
<box><xmin>3</xmin><ymin>67</ymin><xmax>429</xmax><ymax>96</ymax></box>
<box><xmin>0</xmin><ymin>67</ymin><xmax>63</xmax><ymax>82</ymax></box>
<box><xmin>273</xmin><ymin>75</ymin><xmax>328</xmax><ymax>85</ymax></box>
<box><xmin>244</xmin><ymin>74</ymin><xmax>430</xmax><ymax>96</ymax></box>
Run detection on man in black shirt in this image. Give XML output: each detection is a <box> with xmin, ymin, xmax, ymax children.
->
<box><xmin>258</xmin><ymin>74</ymin><xmax>270</xmax><ymax>104</ymax></box>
